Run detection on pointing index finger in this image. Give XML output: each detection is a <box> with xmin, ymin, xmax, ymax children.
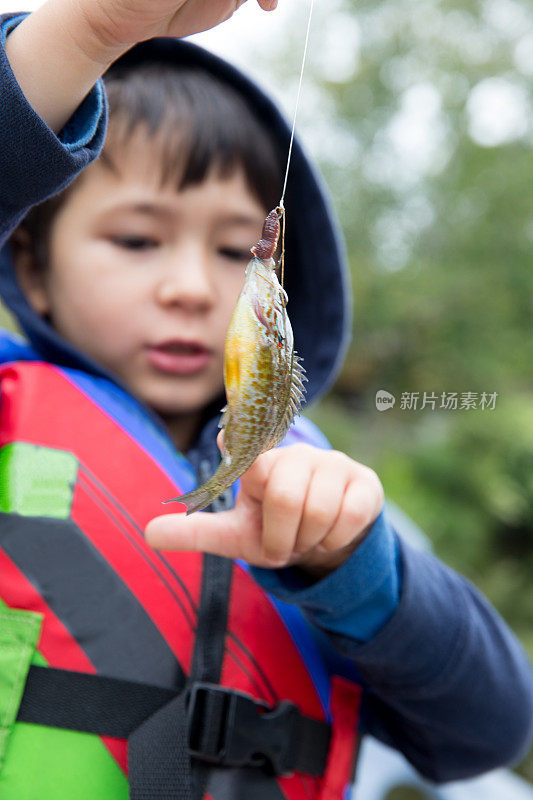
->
<box><xmin>145</xmin><ymin>509</ymin><xmax>242</xmax><ymax>558</ymax></box>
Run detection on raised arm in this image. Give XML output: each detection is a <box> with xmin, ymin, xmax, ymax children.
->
<box><xmin>4</xmin><ymin>0</ymin><xmax>277</xmax><ymax>135</ymax></box>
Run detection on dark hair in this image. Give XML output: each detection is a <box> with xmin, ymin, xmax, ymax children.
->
<box><xmin>16</xmin><ymin>63</ymin><xmax>284</xmax><ymax>268</ymax></box>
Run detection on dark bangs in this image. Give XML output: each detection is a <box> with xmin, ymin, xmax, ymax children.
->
<box><xmin>15</xmin><ymin>63</ymin><xmax>284</xmax><ymax>271</ymax></box>
<box><xmin>103</xmin><ymin>63</ymin><xmax>283</xmax><ymax>212</ymax></box>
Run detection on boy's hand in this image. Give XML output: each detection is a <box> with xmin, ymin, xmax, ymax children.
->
<box><xmin>69</xmin><ymin>0</ymin><xmax>278</xmax><ymax>65</ymax></box>
<box><xmin>145</xmin><ymin>443</ymin><xmax>384</xmax><ymax>579</ymax></box>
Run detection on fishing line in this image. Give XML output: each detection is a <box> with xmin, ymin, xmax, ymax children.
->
<box><xmin>276</xmin><ymin>0</ymin><xmax>315</xmax><ymax>293</ymax></box>
<box><xmin>279</xmin><ymin>0</ymin><xmax>315</xmax><ymax>209</ymax></box>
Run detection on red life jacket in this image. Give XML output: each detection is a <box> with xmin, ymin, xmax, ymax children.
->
<box><xmin>0</xmin><ymin>360</ymin><xmax>362</xmax><ymax>800</ymax></box>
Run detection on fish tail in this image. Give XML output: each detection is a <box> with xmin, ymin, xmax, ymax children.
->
<box><xmin>163</xmin><ymin>482</ymin><xmax>220</xmax><ymax>515</ymax></box>
<box><xmin>164</xmin><ymin>464</ymin><xmax>237</xmax><ymax>515</ymax></box>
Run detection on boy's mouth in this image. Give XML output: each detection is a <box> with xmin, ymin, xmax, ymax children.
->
<box><xmin>146</xmin><ymin>340</ymin><xmax>211</xmax><ymax>376</ymax></box>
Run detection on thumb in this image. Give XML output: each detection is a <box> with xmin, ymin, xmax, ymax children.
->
<box><xmin>145</xmin><ymin>507</ymin><xmax>243</xmax><ymax>558</ymax></box>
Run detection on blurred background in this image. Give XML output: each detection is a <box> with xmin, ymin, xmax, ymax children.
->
<box><xmin>1</xmin><ymin>0</ymin><xmax>532</xmax><ymax>794</ymax></box>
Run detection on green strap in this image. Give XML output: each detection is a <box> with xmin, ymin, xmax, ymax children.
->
<box><xmin>0</xmin><ymin>607</ymin><xmax>42</xmax><ymax>768</ymax></box>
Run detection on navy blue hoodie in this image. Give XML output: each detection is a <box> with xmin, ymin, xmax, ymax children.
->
<box><xmin>1</xmin><ymin>10</ymin><xmax>532</xmax><ymax>785</ymax></box>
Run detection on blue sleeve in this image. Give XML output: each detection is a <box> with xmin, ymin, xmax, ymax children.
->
<box><xmin>0</xmin><ymin>12</ymin><xmax>107</xmax><ymax>246</ymax></box>
<box><xmin>351</xmin><ymin>540</ymin><xmax>533</xmax><ymax>780</ymax></box>
<box><xmin>251</xmin><ymin>508</ymin><xmax>401</xmax><ymax>642</ymax></box>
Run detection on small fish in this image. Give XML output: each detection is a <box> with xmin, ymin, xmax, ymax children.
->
<box><xmin>165</xmin><ymin>209</ymin><xmax>307</xmax><ymax>514</ymax></box>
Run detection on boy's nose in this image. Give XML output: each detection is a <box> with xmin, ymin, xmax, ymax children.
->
<box><xmin>155</xmin><ymin>249</ymin><xmax>215</xmax><ymax>311</ymax></box>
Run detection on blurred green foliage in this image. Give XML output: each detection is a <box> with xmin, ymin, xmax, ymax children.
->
<box><xmin>298</xmin><ymin>0</ymin><xmax>533</xmax><ymax>661</ymax></box>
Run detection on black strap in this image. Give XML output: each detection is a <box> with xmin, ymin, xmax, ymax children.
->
<box><xmin>191</xmin><ymin>554</ymin><xmax>233</xmax><ymax>684</ymax></box>
<box><xmin>189</xmin><ymin>553</ymin><xmax>234</xmax><ymax>800</ymax></box>
<box><xmin>129</xmin><ymin>690</ymin><xmax>194</xmax><ymax>800</ymax></box>
<box><xmin>16</xmin><ymin>665</ymin><xmax>330</xmax><ymax>777</ymax></box>
<box><xmin>126</xmin><ymin>552</ymin><xmax>234</xmax><ymax>800</ymax></box>
<box><xmin>17</xmin><ymin>665</ymin><xmax>177</xmax><ymax>737</ymax></box>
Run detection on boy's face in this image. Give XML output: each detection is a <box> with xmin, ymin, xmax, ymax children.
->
<box><xmin>18</xmin><ymin>136</ymin><xmax>266</xmax><ymax>445</ymax></box>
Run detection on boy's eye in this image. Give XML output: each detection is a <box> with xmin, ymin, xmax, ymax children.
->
<box><xmin>219</xmin><ymin>247</ymin><xmax>251</xmax><ymax>262</ymax></box>
<box><xmin>112</xmin><ymin>236</ymin><xmax>159</xmax><ymax>250</ymax></box>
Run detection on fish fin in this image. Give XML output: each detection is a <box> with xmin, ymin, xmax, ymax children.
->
<box><xmin>164</xmin><ymin>484</ymin><xmax>218</xmax><ymax>515</ymax></box>
<box><xmin>218</xmin><ymin>404</ymin><xmax>229</xmax><ymax>429</ymax></box>
<box><xmin>163</xmin><ymin>447</ymin><xmax>238</xmax><ymax>514</ymax></box>
<box><xmin>220</xmin><ymin>413</ymin><xmax>233</xmax><ymax>466</ymax></box>
<box><xmin>218</xmin><ymin>404</ymin><xmax>233</xmax><ymax>463</ymax></box>
<box><xmin>267</xmin><ymin>352</ymin><xmax>308</xmax><ymax>448</ymax></box>
<box><xmin>287</xmin><ymin>351</ymin><xmax>308</xmax><ymax>414</ymax></box>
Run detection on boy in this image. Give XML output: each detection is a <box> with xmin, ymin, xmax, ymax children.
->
<box><xmin>0</xmin><ymin>1</ymin><xmax>532</xmax><ymax>799</ymax></box>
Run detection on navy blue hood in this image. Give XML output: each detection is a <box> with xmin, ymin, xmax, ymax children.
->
<box><xmin>0</xmin><ymin>31</ymin><xmax>351</xmax><ymax>407</ymax></box>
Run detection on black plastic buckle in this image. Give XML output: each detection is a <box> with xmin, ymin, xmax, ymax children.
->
<box><xmin>187</xmin><ymin>682</ymin><xmax>298</xmax><ymax>776</ymax></box>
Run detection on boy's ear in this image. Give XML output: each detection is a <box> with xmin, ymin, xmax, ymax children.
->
<box><xmin>10</xmin><ymin>228</ymin><xmax>51</xmax><ymax>316</ymax></box>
